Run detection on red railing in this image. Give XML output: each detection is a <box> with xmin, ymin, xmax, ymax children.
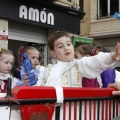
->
<box><xmin>0</xmin><ymin>86</ymin><xmax>120</xmax><ymax>120</ymax></box>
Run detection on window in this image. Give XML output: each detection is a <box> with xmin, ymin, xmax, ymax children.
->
<box><xmin>110</xmin><ymin>0</ymin><xmax>119</xmax><ymax>15</ymax></box>
<box><xmin>79</xmin><ymin>0</ymin><xmax>83</xmax><ymax>11</ymax></box>
<box><xmin>97</xmin><ymin>0</ymin><xmax>120</xmax><ymax>18</ymax></box>
<box><xmin>99</xmin><ymin>0</ymin><xmax>108</xmax><ymax>17</ymax></box>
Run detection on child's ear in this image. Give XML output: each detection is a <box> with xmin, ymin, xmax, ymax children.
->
<box><xmin>50</xmin><ymin>50</ymin><xmax>56</xmax><ymax>58</ymax></box>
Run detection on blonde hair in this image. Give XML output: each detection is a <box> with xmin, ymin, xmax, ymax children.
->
<box><xmin>0</xmin><ymin>48</ymin><xmax>14</xmax><ymax>62</ymax></box>
<box><xmin>17</xmin><ymin>46</ymin><xmax>40</xmax><ymax>66</ymax></box>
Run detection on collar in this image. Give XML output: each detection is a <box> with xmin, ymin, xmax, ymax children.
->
<box><xmin>0</xmin><ymin>73</ymin><xmax>11</xmax><ymax>80</ymax></box>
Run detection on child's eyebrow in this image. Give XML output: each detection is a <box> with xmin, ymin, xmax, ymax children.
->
<box><xmin>56</xmin><ymin>40</ymin><xmax>71</xmax><ymax>47</ymax></box>
<box><xmin>67</xmin><ymin>41</ymin><xmax>71</xmax><ymax>43</ymax></box>
<box><xmin>56</xmin><ymin>43</ymin><xmax>62</xmax><ymax>47</ymax></box>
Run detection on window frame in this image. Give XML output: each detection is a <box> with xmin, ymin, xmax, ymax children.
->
<box><xmin>97</xmin><ymin>0</ymin><xmax>120</xmax><ymax>19</ymax></box>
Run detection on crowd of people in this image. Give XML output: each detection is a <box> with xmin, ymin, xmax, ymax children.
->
<box><xmin>74</xmin><ymin>44</ymin><xmax>120</xmax><ymax>88</ymax></box>
<box><xmin>0</xmin><ymin>31</ymin><xmax>120</xmax><ymax>96</ymax></box>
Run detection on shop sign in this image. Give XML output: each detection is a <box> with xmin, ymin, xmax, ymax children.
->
<box><xmin>19</xmin><ymin>6</ymin><xmax>54</xmax><ymax>25</ymax></box>
<box><xmin>0</xmin><ymin>0</ymin><xmax>80</xmax><ymax>33</ymax></box>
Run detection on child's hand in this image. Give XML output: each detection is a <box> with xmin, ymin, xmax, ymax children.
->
<box><xmin>111</xmin><ymin>42</ymin><xmax>120</xmax><ymax>61</ymax></box>
<box><xmin>108</xmin><ymin>82</ymin><xmax>120</xmax><ymax>95</ymax></box>
<box><xmin>23</xmin><ymin>74</ymin><xmax>30</xmax><ymax>86</ymax></box>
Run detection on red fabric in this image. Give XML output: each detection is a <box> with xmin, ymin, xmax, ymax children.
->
<box><xmin>0</xmin><ymin>80</ymin><xmax>7</xmax><ymax>93</ymax></box>
<box><xmin>82</xmin><ymin>77</ymin><xmax>100</xmax><ymax>87</ymax></box>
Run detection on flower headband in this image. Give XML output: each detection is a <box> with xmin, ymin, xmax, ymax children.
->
<box><xmin>90</xmin><ymin>48</ymin><xmax>98</xmax><ymax>56</ymax></box>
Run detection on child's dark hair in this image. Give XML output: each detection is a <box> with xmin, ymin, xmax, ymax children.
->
<box><xmin>0</xmin><ymin>48</ymin><xmax>14</xmax><ymax>61</ymax></box>
<box><xmin>17</xmin><ymin>46</ymin><xmax>39</xmax><ymax>66</ymax></box>
<box><xmin>48</xmin><ymin>31</ymin><xmax>71</xmax><ymax>51</ymax></box>
<box><xmin>75</xmin><ymin>44</ymin><xmax>97</xmax><ymax>56</ymax></box>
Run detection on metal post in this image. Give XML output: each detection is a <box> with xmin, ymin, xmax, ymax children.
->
<box><xmin>6</xmin><ymin>78</ymin><xmax>11</xmax><ymax>98</ymax></box>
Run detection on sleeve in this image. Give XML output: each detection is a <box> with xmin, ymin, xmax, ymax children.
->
<box><xmin>36</xmin><ymin>70</ymin><xmax>46</xmax><ymax>86</ymax></box>
<box><xmin>36</xmin><ymin>64</ymin><xmax>53</xmax><ymax>86</ymax></box>
<box><xmin>77</xmin><ymin>52</ymin><xmax>116</xmax><ymax>78</ymax></box>
<box><xmin>115</xmin><ymin>70</ymin><xmax>120</xmax><ymax>82</ymax></box>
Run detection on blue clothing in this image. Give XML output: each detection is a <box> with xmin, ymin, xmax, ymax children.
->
<box><xmin>101</xmin><ymin>68</ymin><xmax>115</xmax><ymax>88</ymax></box>
<box><xmin>113</xmin><ymin>12</ymin><xmax>120</xmax><ymax>20</ymax></box>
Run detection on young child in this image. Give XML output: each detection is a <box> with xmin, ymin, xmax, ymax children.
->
<box><xmin>74</xmin><ymin>44</ymin><xmax>120</xmax><ymax>88</ymax></box>
<box><xmin>0</xmin><ymin>48</ymin><xmax>19</xmax><ymax>95</ymax></box>
<box><xmin>13</xmin><ymin>46</ymin><xmax>45</xmax><ymax>85</ymax></box>
<box><xmin>24</xmin><ymin>31</ymin><xmax>120</xmax><ymax>87</ymax></box>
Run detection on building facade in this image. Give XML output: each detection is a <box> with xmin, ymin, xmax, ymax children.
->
<box><xmin>80</xmin><ymin>0</ymin><xmax>120</xmax><ymax>68</ymax></box>
<box><xmin>80</xmin><ymin>0</ymin><xmax>120</xmax><ymax>48</ymax></box>
<box><xmin>0</xmin><ymin>0</ymin><xmax>84</xmax><ymax>66</ymax></box>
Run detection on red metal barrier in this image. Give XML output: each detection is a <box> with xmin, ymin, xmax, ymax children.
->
<box><xmin>11</xmin><ymin>86</ymin><xmax>115</xmax><ymax>98</ymax></box>
<box><xmin>0</xmin><ymin>86</ymin><xmax>119</xmax><ymax>120</ymax></box>
<box><xmin>11</xmin><ymin>86</ymin><xmax>119</xmax><ymax>120</ymax></box>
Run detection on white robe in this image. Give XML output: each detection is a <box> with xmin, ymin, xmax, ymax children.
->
<box><xmin>37</xmin><ymin>52</ymin><xmax>115</xmax><ymax>86</ymax></box>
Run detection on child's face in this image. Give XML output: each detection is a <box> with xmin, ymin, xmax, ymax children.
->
<box><xmin>51</xmin><ymin>36</ymin><xmax>74</xmax><ymax>62</ymax></box>
<box><xmin>74</xmin><ymin>50</ymin><xmax>83</xmax><ymax>60</ymax></box>
<box><xmin>27</xmin><ymin>50</ymin><xmax>40</xmax><ymax>68</ymax></box>
<box><xmin>0</xmin><ymin>54</ymin><xmax>14</xmax><ymax>74</ymax></box>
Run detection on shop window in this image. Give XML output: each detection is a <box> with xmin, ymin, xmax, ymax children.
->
<box><xmin>28</xmin><ymin>43</ymin><xmax>45</xmax><ymax>66</ymax></box>
<box><xmin>97</xmin><ymin>0</ymin><xmax>119</xmax><ymax>18</ymax></box>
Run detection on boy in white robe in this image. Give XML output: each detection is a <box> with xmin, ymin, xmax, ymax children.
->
<box><xmin>24</xmin><ymin>31</ymin><xmax>120</xmax><ymax>87</ymax></box>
